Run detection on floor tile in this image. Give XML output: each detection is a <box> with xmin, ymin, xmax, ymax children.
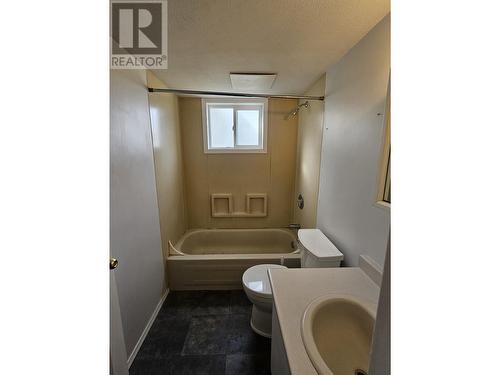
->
<box><xmin>182</xmin><ymin>315</ymin><xmax>230</xmax><ymax>355</ymax></box>
<box><xmin>129</xmin><ymin>356</ymin><xmax>169</xmax><ymax>375</ymax></box>
<box><xmin>191</xmin><ymin>290</ymin><xmax>231</xmax><ymax>316</ymax></box>
<box><xmin>227</xmin><ymin>314</ymin><xmax>271</xmax><ymax>355</ymax></box>
<box><xmin>168</xmin><ymin>354</ymin><xmax>226</xmax><ymax>375</ymax></box>
<box><xmin>135</xmin><ymin>314</ymin><xmax>190</xmax><ymax>360</ymax></box>
<box><xmin>149</xmin><ymin>310</ymin><xmax>190</xmax><ymax>338</ymax></box>
<box><xmin>159</xmin><ymin>291</ymin><xmax>200</xmax><ymax>316</ymax></box>
<box><xmin>130</xmin><ymin>291</ymin><xmax>272</xmax><ymax>375</ymax></box>
<box><xmin>163</xmin><ymin>290</ymin><xmax>231</xmax><ymax>316</ymax></box>
<box><xmin>230</xmin><ymin>290</ymin><xmax>252</xmax><ymax>314</ymax></box>
<box><xmin>225</xmin><ymin>354</ymin><xmax>271</xmax><ymax>375</ymax></box>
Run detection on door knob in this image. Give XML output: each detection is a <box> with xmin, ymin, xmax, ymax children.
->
<box><xmin>110</xmin><ymin>257</ymin><xmax>118</xmax><ymax>270</ymax></box>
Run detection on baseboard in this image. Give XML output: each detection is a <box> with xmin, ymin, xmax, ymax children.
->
<box><xmin>127</xmin><ymin>288</ymin><xmax>169</xmax><ymax>369</ymax></box>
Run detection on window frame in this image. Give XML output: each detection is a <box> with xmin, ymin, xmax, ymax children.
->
<box><xmin>202</xmin><ymin>98</ymin><xmax>268</xmax><ymax>154</ymax></box>
<box><xmin>375</xmin><ymin>78</ymin><xmax>391</xmax><ymax>210</ymax></box>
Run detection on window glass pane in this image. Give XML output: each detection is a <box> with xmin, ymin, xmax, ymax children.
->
<box><xmin>383</xmin><ymin>149</ymin><xmax>391</xmax><ymax>203</ymax></box>
<box><xmin>236</xmin><ymin>109</ymin><xmax>260</xmax><ymax>146</ymax></box>
<box><xmin>209</xmin><ymin>107</ymin><xmax>234</xmax><ymax>148</ymax></box>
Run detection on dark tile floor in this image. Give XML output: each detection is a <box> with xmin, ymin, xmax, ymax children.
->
<box><xmin>129</xmin><ymin>290</ymin><xmax>272</xmax><ymax>375</ymax></box>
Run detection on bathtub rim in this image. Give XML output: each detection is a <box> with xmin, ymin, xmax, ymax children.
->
<box><xmin>172</xmin><ymin>227</ymin><xmax>299</xmax><ymax>257</ymax></box>
<box><xmin>168</xmin><ymin>253</ymin><xmax>302</xmax><ymax>261</ymax></box>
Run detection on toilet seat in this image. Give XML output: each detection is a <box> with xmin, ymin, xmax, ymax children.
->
<box><xmin>242</xmin><ymin>264</ymin><xmax>287</xmax><ymax>299</ymax></box>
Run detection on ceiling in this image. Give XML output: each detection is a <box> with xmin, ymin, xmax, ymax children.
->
<box><xmin>152</xmin><ymin>0</ymin><xmax>390</xmax><ymax>95</ymax></box>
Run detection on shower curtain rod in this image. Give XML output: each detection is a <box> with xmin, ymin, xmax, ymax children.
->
<box><xmin>147</xmin><ymin>87</ymin><xmax>324</xmax><ymax>101</ymax></box>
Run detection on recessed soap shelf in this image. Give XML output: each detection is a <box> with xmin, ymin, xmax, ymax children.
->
<box><xmin>211</xmin><ymin>193</ymin><xmax>267</xmax><ymax>217</ymax></box>
<box><xmin>211</xmin><ymin>193</ymin><xmax>233</xmax><ymax>217</ymax></box>
<box><xmin>246</xmin><ymin>193</ymin><xmax>267</xmax><ymax>217</ymax></box>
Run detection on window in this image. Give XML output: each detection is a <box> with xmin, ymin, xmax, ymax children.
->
<box><xmin>376</xmin><ymin>79</ymin><xmax>390</xmax><ymax>209</ymax></box>
<box><xmin>202</xmin><ymin>98</ymin><xmax>268</xmax><ymax>153</ymax></box>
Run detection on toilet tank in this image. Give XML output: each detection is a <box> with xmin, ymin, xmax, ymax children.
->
<box><xmin>298</xmin><ymin>229</ymin><xmax>344</xmax><ymax>268</ymax></box>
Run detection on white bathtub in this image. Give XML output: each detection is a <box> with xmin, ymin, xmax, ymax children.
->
<box><xmin>167</xmin><ymin>228</ymin><xmax>301</xmax><ymax>290</ymax></box>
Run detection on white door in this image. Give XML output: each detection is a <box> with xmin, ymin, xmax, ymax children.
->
<box><xmin>110</xmin><ymin>263</ymin><xmax>129</xmax><ymax>375</ymax></box>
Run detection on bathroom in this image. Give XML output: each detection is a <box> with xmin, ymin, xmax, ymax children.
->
<box><xmin>7</xmin><ymin>1</ymin><xmax>500</xmax><ymax>375</ymax></box>
<box><xmin>110</xmin><ymin>2</ymin><xmax>390</xmax><ymax>374</ymax></box>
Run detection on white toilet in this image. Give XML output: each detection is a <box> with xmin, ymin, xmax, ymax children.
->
<box><xmin>242</xmin><ymin>229</ymin><xmax>343</xmax><ymax>337</ymax></box>
<box><xmin>242</xmin><ymin>264</ymin><xmax>287</xmax><ymax>337</ymax></box>
<box><xmin>297</xmin><ymin>228</ymin><xmax>344</xmax><ymax>268</ymax></box>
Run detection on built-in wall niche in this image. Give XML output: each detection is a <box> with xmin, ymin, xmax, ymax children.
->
<box><xmin>246</xmin><ymin>194</ymin><xmax>267</xmax><ymax>217</ymax></box>
<box><xmin>211</xmin><ymin>193</ymin><xmax>233</xmax><ymax>217</ymax></box>
<box><xmin>211</xmin><ymin>193</ymin><xmax>268</xmax><ymax>217</ymax></box>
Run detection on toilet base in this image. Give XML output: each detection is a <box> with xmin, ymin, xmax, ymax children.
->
<box><xmin>250</xmin><ymin>305</ymin><xmax>272</xmax><ymax>338</ymax></box>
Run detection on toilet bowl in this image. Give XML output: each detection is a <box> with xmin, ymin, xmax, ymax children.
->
<box><xmin>242</xmin><ymin>264</ymin><xmax>287</xmax><ymax>337</ymax></box>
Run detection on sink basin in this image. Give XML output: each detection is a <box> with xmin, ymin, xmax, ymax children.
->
<box><xmin>301</xmin><ymin>294</ymin><xmax>376</xmax><ymax>375</ymax></box>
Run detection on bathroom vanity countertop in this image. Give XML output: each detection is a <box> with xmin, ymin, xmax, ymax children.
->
<box><xmin>268</xmin><ymin>267</ymin><xmax>380</xmax><ymax>375</ymax></box>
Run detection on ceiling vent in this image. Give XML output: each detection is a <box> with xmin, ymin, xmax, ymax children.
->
<box><xmin>229</xmin><ymin>73</ymin><xmax>277</xmax><ymax>90</ymax></box>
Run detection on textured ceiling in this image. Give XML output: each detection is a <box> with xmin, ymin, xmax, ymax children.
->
<box><xmin>152</xmin><ymin>0</ymin><xmax>390</xmax><ymax>95</ymax></box>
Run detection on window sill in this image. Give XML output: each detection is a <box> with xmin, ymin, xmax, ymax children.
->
<box><xmin>374</xmin><ymin>200</ymin><xmax>390</xmax><ymax>212</ymax></box>
<box><xmin>204</xmin><ymin>148</ymin><xmax>267</xmax><ymax>154</ymax></box>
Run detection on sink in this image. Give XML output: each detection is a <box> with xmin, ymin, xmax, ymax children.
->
<box><xmin>301</xmin><ymin>294</ymin><xmax>377</xmax><ymax>375</ymax></box>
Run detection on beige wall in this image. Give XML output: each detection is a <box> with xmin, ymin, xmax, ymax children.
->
<box><xmin>292</xmin><ymin>75</ymin><xmax>326</xmax><ymax>228</ymax></box>
<box><xmin>147</xmin><ymin>71</ymin><xmax>187</xmax><ymax>258</ymax></box>
<box><xmin>179</xmin><ymin>97</ymin><xmax>298</xmax><ymax>229</ymax></box>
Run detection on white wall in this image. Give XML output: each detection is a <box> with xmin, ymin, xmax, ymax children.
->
<box><xmin>317</xmin><ymin>15</ymin><xmax>390</xmax><ymax>268</ymax></box>
<box><xmin>293</xmin><ymin>74</ymin><xmax>326</xmax><ymax>228</ymax></box>
<box><xmin>369</xmin><ymin>236</ymin><xmax>390</xmax><ymax>375</ymax></box>
<box><xmin>110</xmin><ymin>69</ymin><xmax>166</xmax><ymax>357</ymax></box>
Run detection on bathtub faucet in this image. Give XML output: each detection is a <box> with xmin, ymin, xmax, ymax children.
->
<box><xmin>288</xmin><ymin>223</ymin><xmax>301</xmax><ymax>230</ymax></box>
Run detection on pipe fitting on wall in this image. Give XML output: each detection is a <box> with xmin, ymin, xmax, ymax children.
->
<box><xmin>297</xmin><ymin>194</ymin><xmax>304</xmax><ymax>210</ymax></box>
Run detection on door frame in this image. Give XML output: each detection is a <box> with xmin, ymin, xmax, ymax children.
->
<box><xmin>110</xmin><ymin>270</ymin><xmax>129</xmax><ymax>375</ymax></box>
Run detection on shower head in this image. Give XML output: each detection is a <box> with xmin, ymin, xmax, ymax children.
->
<box><xmin>285</xmin><ymin>101</ymin><xmax>310</xmax><ymax>120</ymax></box>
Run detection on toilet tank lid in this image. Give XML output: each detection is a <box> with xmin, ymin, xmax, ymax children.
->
<box><xmin>298</xmin><ymin>229</ymin><xmax>344</xmax><ymax>261</ymax></box>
